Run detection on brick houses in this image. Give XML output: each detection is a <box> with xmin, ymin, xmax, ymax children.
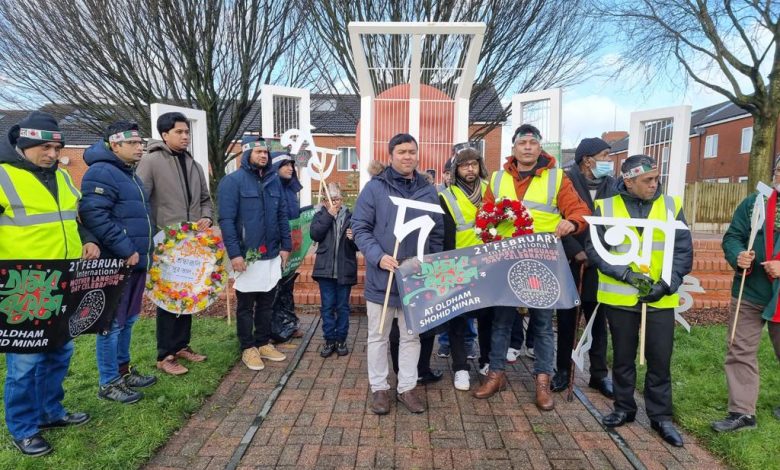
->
<box><xmin>0</xmin><ymin>89</ymin><xmax>506</xmax><ymax>192</ymax></box>
<box><xmin>606</xmin><ymin>100</ymin><xmax>780</xmax><ymax>183</ymax></box>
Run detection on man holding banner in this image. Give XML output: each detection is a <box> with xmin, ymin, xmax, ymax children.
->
<box><xmin>586</xmin><ymin>155</ymin><xmax>691</xmax><ymax>447</ymax></box>
<box><xmin>218</xmin><ymin>136</ymin><xmax>291</xmax><ymax>371</ymax></box>
<box><xmin>80</xmin><ymin>121</ymin><xmax>157</xmax><ymax>405</ymax></box>
<box><xmin>712</xmin><ymin>156</ymin><xmax>780</xmax><ymax>433</ymax></box>
<box><xmin>1</xmin><ymin>112</ymin><xmax>99</xmax><ymax>456</ymax></box>
<box><xmin>352</xmin><ymin>133</ymin><xmax>444</xmax><ymax>415</ymax></box>
<box><xmin>137</xmin><ymin>112</ymin><xmax>213</xmax><ymax>375</ymax></box>
<box><xmin>474</xmin><ymin>124</ymin><xmax>590</xmax><ymax>411</ymax></box>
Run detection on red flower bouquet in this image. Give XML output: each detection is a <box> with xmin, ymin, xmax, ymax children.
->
<box><xmin>474</xmin><ymin>198</ymin><xmax>534</xmax><ymax>243</ymax></box>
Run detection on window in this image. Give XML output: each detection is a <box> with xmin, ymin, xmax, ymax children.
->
<box><xmin>741</xmin><ymin>127</ymin><xmax>752</xmax><ymax>154</ymax></box>
<box><xmin>704</xmin><ymin>134</ymin><xmax>718</xmax><ymax>159</ymax></box>
<box><xmin>338</xmin><ymin>147</ymin><xmax>358</xmax><ymax>171</ymax></box>
<box><xmin>738</xmin><ymin>176</ymin><xmax>748</xmax><ymax>183</ymax></box>
<box><xmin>717</xmin><ymin>177</ymin><xmax>730</xmax><ymax>183</ymax></box>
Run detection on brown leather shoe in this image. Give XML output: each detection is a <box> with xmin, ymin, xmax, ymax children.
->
<box><xmin>535</xmin><ymin>373</ymin><xmax>555</xmax><ymax>411</ymax></box>
<box><xmin>175</xmin><ymin>347</ymin><xmax>207</xmax><ymax>362</ymax></box>
<box><xmin>472</xmin><ymin>371</ymin><xmax>507</xmax><ymax>399</ymax></box>
<box><xmin>371</xmin><ymin>390</ymin><xmax>390</xmax><ymax>415</ymax></box>
<box><xmin>397</xmin><ymin>389</ymin><xmax>425</xmax><ymax>413</ymax></box>
<box><xmin>291</xmin><ymin>329</ymin><xmax>304</xmax><ymax>338</ymax></box>
<box><xmin>156</xmin><ymin>355</ymin><xmax>188</xmax><ymax>375</ymax></box>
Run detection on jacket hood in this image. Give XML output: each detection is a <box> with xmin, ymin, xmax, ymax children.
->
<box><xmin>240</xmin><ymin>148</ymin><xmax>273</xmax><ymax>174</ymax></box>
<box><xmin>271</xmin><ymin>151</ymin><xmax>302</xmax><ymax>191</ymax></box>
<box><xmin>503</xmin><ymin>151</ymin><xmax>557</xmax><ymax>179</ymax></box>
<box><xmin>84</xmin><ymin>141</ymin><xmax>134</xmax><ymax>171</ymax></box>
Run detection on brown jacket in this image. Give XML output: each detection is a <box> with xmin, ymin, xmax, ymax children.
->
<box><xmin>136</xmin><ymin>139</ymin><xmax>213</xmax><ymax>230</ymax></box>
<box><xmin>483</xmin><ymin>153</ymin><xmax>590</xmax><ymax>235</ymax></box>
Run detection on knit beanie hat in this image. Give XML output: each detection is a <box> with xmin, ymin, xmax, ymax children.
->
<box><xmin>452</xmin><ymin>147</ymin><xmax>488</xmax><ymax>180</ymax></box>
<box><xmin>8</xmin><ymin>111</ymin><xmax>65</xmax><ymax>149</ymax></box>
<box><xmin>574</xmin><ymin>137</ymin><xmax>611</xmax><ymax>164</ymax></box>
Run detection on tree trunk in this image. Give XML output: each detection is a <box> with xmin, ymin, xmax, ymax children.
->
<box><xmin>748</xmin><ymin>112</ymin><xmax>778</xmax><ymax>189</ymax></box>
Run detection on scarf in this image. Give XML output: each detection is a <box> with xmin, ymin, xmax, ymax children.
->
<box><xmin>455</xmin><ymin>178</ymin><xmax>482</xmax><ymax>206</ymax></box>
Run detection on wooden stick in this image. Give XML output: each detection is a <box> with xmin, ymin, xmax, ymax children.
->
<box><xmin>639</xmin><ymin>302</ymin><xmax>647</xmax><ymax>365</ymax></box>
<box><xmin>378</xmin><ymin>240</ymin><xmax>400</xmax><ymax>335</ymax></box>
<box><xmin>567</xmin><ymin>262</ymin><xmax>587</xmax><ymax>402</ymax></box>
<box><xmin>315</xmin><ymin>157</ymin><xmax>333</xmax><ymax>206</ymax></box>
<box><xmin>729</xmin><ymin>269</ymin><xmax>748</xmax><ymax>346</ymax></box>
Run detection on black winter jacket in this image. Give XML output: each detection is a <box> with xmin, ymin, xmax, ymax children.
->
<box><xmin>310</xmin><ymin>206</ymin><xmax>358</xmax><ymax>285</ymax></box>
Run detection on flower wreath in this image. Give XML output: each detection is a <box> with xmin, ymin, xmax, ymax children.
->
<box><xmin>474</xmin><ymin>197</ymin><xmax>534</xmax><ymax>243</ymax></box>
<box><xmin>146</xmin><ymin>222</ymin><xmax>227</xmax><ymax>314</ymax></box>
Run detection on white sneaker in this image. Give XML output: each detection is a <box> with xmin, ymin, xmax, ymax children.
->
<box><xmin>524</xmin><ymin>347</ymin><xmax>535</xmax><ymax>359</ymax></box>
<box><xmin>478</xmin><ymin>363</ymin><xmax>490</xmax><ymax>376</ymax></box>
<box><xmin>506</xmin><ymin>347</ymin><xmax>521</xmax><ymax>363</ymax></box>
<box><xmin>454</xmin><ymin>370</ymin><xmax>470</xmax><ymax>391</ymax></box>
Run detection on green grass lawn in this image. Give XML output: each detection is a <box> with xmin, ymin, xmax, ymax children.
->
<box><xmin>663</xmin><ymin>324</ymin><xmax>780</xmax><ymax>470</ymax></box>
<box><xmin>0</xmin><ymin>316</ymin><xmax>238</xmax><ymax>470</ymax></box>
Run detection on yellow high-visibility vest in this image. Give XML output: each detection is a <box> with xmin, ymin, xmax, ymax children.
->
<box><xmin>440</xmin><ymin>181</ymin><xmax>488</xmax><ymax>248</ymax></box>
<box><xmin>489</xmin><ymin>167</ymin><xmax>563</xmax><ymax>235</ymax></box>
<box><xmin>595</xmin><ymin>194</ymin><xmax>682</xmax><ymax>308</ymax></box>
<box><xmin>0</xmin><ymin>163</ymin><xmax>82</xmax><ymax>260</ymax></box>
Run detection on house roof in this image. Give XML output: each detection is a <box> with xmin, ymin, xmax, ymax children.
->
<box><xmin>608</xmin><ymin>99</ymin><xmax>751</xmax><ymax>154</ymax></box>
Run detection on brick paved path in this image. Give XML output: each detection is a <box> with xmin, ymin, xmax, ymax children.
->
<box><xmin>144</xmin><ymin>314</ymin><xmax>724</xmax><ymax>470</ymax></box>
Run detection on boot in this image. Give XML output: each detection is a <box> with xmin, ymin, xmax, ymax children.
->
<box><xmin>472</xmin><ymin>371</ymin><xmax>507</xmax><ymax>399</ymax></box>
<box><xmin>535</xmin><ymin>373</ymin><xmax>554</xmax><ymax>411</ymax></box>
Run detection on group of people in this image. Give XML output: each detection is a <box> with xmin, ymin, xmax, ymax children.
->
<box><xmin>2</xmin><ymin>106</ymin><xmax>776</xmax><ymax>458</ymax></box>
<box><xmin>349</xmin><ymin>126</ymin><xmax>693</xmax><ymax>448</ymax></box>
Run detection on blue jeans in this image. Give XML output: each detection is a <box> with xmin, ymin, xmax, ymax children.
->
<box><xmin>489</xmin><ymin>307</ymin><xmax>554</xmax><ymax>374</ymax></box>
<box><xmin>438</xmin><ymin>318</ymin><xmax>477</xmax><ymax>347</ymax></box>
<box><xmin>96</xmin><ymin>314</ymin><xmax>139</xmax><ymax>386</ymax></box>
<box><xmin>317</xmin><ymin>278</ymin><xmax>351</xmax><ymax>342</ymax></box>
<box><xmin>5</xmin><ymin>340</ymin><xmax>74</xmax><ymax>439</ymax></box>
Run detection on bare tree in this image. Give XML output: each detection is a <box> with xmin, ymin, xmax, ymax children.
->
<box><xmin>594</xmin><ymin>0</ymin><xmax>780</xmax><ymax>187</ymax></box>
<box><xmin>0</xmin><ymin>0</ymin><xmax>302</xmax><ymax>184</ymax></box>
<box><xmin>298</xmin><ymin>0</ymin><xmax>603</xmax><ymax>139</ymax></box>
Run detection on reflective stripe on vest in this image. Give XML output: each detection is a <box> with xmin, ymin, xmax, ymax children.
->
<box><xmin>0</xmin><ymin>164</ymin><xmax>82</xmax><ymax>259</ymax></box>
<box><xmin>491</xmin><ymin>167</ymin><xmax>563</xmax><ymax>234</ymax></box>
<box><xmin>440</xmin><ymin>182</ymin><xmax>487</xmax><ymax>248</ymax></box>
<box><xmin>595</xmin><ymin>194</ymin><xmax>682</xmax><ymax>309</ymax></box>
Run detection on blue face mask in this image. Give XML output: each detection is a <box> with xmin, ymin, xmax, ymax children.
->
<box><xmin>592</xmin><ymin>161</ymin><xmax>614</xmax><ymax>178</ymax></box>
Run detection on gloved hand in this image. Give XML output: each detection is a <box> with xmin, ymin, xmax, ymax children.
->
<box><xmin>639</xmin><ymin>280</ymin><xmax>670</xmax><ymax>303</ymax></box>
<box><xmin>621</xmin><ymin>268</ymin><xmax>653</xmax><ymax>290</ymax></box>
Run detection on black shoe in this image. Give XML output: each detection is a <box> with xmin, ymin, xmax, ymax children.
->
<box><xmin>336</xmin><ymin>341</ymin><xmax>349</xmax><ymax>356</ymax></box>
<box><xmin>602</xmin><ymin>411</ymin><xmax>636</xmax><ymax>428</ymax></box>
<box><xmin>320</xmin><ymin>341</ymin><xmax>336</xmax><ymax>358</ymax></box>
<box><xmin>417</xmin><ymin>369</ymin><xmax>444</xmax><ymax>385</ymax></box>
<box><xmin>651</xmin><ymin>420</ymin><xmax>684</xmax><ymax>447</ymax></box>
<box><xmin>98</xmin><ymin>378</ymin><xmax>143</xmax><ymax>404</ymax></box>
<box><xmin>550</xmin><ymin>371</ymin><xmax>570</xmax><ymax>392</ymax></box>
<box><xmin>588</xmin><ymin>377</ymin><xmax>614</xmax><ymax>399</ymax></box>
<box><xmin>39</xmin><ymin>412</ymin><xmax>90</xmax><ymax>430</ymax></box>
<box><xmin>12</xmin><ymin>434</ymin><xmax>52</xmax><ymax>457</ymax></box>
<box><xmin>123</xmin><ymin>367</ymin><xmax>157</xmax><ymax>388</ymax></box>
<box><xmin>711</xmin><ymin>412</ymin><xmax>757</xmax><ymax>433</ymax></box>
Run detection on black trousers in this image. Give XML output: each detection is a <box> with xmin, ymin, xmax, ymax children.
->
<box><xmin>156</xmin><ymin>307</ymin><xmax>193</xmax><ymax>361</ymax></box>
<box><xmin>448</xmin><ymin>308</ymin><xmax>493</xmax><ymax>372</ymax></box>
<box><xmin>390</xmin><ymin>318</ymin><xmax>435</xmax><ymax>375</ymax></box>
<box><xmin>235</xmin><ymin>288</ymin><xmax>277</xmax><ymax>350</ymax></box>
<box><xmin>556</xmin><ymin>301</ymin><xmax>609</xmax><ymax>380</ymax></box>
<box><xmin>606</xmin><ymin>305</ymin><xmax>675</xmax><ymax>421</ymax></box>
<box><xmin>477</xmin><ymin>310</ymin><xmax>493</xmax><ymax>368</ymax></box>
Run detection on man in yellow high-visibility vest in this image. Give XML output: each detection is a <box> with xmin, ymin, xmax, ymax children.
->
<box><xmin>1</xmin><ymin>112</ymin><xmax>100</xmax><ymax>457</ymax></box>
<box><xmin>473</xmin><ymin>124</ymin><xmax>590</xmax><ymax>411</ymax></box>
<box><xmin>586</xmin><ymin>155</ymin><xmax>692</xmax><ymax>447</ymax></box>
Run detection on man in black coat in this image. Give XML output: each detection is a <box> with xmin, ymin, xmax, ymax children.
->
<box><xmin>310</xmin><ymin>183</ymin><xmax>358</xmax><ymax>357</ymax></box>
<box><xmin>553</xmin><ymin>137</ymin><xmax>616</xmax><ymax>398</ymax></box>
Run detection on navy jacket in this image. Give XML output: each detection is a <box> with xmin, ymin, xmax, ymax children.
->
<box><xmin>352</xmin><ymin>167</ymin><xmax>444</xmax><ymax>307</ymax></box>
<box><xmin>79</xmin><ymin>141</ymin><xmax>154</xmax><ymax>272</ymax></box>
<box><xmin>218</xmin><ymin>152</ymin><xmax>292</xmax><ymax>260</ymax></box>
<box><xmin>310</xmin><ymin>206</ymin><xmax>358</xmax><ymax>285</ymax></box>
<box><xmin>271</xmin><ymin>155</ymin><xmax>303</xmax><ymax>220</ymax></box>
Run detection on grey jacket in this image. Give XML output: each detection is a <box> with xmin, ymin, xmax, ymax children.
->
<box><xmin>136</xmin><ymin>139</ymin><xmax>213</xmax><ymax>229</ymax></box>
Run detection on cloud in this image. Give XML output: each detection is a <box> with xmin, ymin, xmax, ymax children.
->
<box><xmin>561</xmin><ymin>94</ymin><xmax>631</xmax><ymax>148</ymax></box>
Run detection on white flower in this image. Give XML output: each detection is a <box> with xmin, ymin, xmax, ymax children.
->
<box><xmin>475</xmin><ymin>228</ymin><xmax>482</xmax><ymax>234</ymax></box>
<box><xmin>489</xmin><ymin>228</ymin><xmax>497</xmax><ymax>236</ymax></box>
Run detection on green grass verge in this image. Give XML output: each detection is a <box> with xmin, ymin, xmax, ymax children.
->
<box><xmin>646</xmin><ymin>324</ymin><xmax>780</xmax><ymax>470</ymax></box>
<box><xmin>0</xmin><ymin>316</ymin><xmax>238</xmax><ymax>470</ymax></box>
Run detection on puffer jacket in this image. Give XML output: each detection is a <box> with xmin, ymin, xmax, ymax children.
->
<box><xmin>310</xmin><ymin>205</ymin><xmax>358</xmax><ymax>285</ymax></box>
<box><xmin>217</xmin><ymin>151</ymin><xmax>292</xmax><ymax>260</ymax></box>
<box><xmin>79</xmin><ymin>141</ymin><xmax>153</xmax><ymax>271</ymax></box>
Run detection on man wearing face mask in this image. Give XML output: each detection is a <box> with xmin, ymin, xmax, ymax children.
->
<box><xmin>712</xmin><ymin>154</ymin><xmax>780</xmax><ymax>433</ymax></box>
<box><xmin>551</xmin><ymin>138</ymin><xmax>617</xmax><ymax>397</ymax></box>
<box><xmin>586</xmin><ymin>155</ymin><xmax>692</xmax><ymax>447</ymax></box>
